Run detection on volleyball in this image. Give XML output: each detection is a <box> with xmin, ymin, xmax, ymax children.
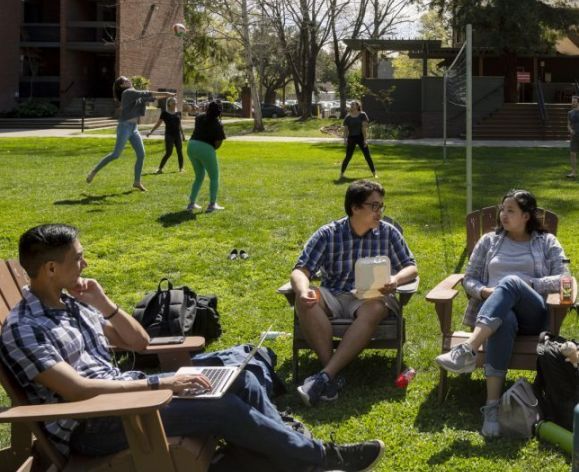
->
<box><xmin>172</xmin><ymin>23</ymin><xmax>187</xmax><ymax>37</ymax></box>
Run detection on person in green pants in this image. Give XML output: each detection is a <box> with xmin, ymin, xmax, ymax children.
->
<box><xmin>187</xmin><ymin>101</ymin><xmax>226</xmax><ymax>213</ymax></box>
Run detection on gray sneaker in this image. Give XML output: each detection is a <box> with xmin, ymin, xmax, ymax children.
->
<box><xmin>481</xmin><ymin>401</ymin><xmax>500</xmax><ymax>438</ymax></box>
<box><xmin>435</xmin><ymin>343</ymin><xmax>476</xmax><ymax>374</ymax></box>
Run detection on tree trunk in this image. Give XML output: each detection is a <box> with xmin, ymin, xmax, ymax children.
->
<box><xmin>264</xmin><ymin>88</ymin><xmax>277</xmax><ymax>105</ymax></box>
<box><xmin>338</xmin><ymin>74</ymin><xmax>347</xmax><ymax>119</ymax></box>
<box><xmin>241</xmin><ymin>0</ymin><xmax>264</xmax><ymax>131</ymax></box>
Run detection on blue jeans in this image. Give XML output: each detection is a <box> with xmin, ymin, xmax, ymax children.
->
<box><xmin>92</xmin><ymin>120</ymin><xmax>145</xmax><ymax>183</ymax></box>
<box><xmin>476</xmin><ymin>275</ymin><xmax>548</xmax><ymax>377</ymax></box>
<box><xmin>70</xmin><ymin>371</ymin><xmax>324</xmax><ymax>471</ymax></box>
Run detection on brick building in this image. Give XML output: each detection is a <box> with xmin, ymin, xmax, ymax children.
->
<box><xmin>0</xmin><ymin>0</ymin><xmax>184</xmax><ymax>115</ymax></box>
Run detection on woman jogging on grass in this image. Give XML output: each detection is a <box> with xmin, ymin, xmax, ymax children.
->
<box><xmin>186</xmin><ymin>100</ymin><xmax>226</xmax><ymax>213</ymax></box>
<box><xmin>86</xmin><ymin>76</ymin><xmax>175</xmax><ymax>191</ymax></box>
<box><xmin>147</xmin><ymin>97</ymin><xmax>185</xmax><ymax>174</ymax></box>
<box><xmin>340</xmin><ymin>101</ymin><xmax>377</xmax><ymax>180</ymax></box>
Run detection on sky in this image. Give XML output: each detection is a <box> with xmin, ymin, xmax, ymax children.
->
<box><xmin>394</xmin><ymin>3</ymin><xmax>423</xmax><ymax>38</ymax></box>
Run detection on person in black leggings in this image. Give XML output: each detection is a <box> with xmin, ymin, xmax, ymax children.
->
<box><xmin>340</xmin><ymin>101</ymin><xmax>377</xmax><ymax>179</ymax></box>
<box><xmin>147</xmin><ymin>97</ymin><xmax>185</xmax><ymax>173</ymax></box>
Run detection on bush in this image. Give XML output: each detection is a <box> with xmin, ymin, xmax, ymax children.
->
<box><xmin>13</xmin><ymin>100</ymin><xmax>59</xmax><ymax>118</ymax></box>
<box><xmin>131</xmin><ymin>75</ymin><xmax>150</xmax><ymax>90</ymax></box>
<box><xmin>368</xmin><ymin>122</ymin><xmax>415</xmax><ymax>140</ymax></box>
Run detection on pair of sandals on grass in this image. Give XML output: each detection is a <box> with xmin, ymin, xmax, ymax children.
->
<box><xmin>228</xmin><ymin>249</ymin><xmax>249</xmax><ymax>260</ymax></box>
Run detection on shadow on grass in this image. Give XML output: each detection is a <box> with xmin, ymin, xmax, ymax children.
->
<box><xmin>333</xmin><ymin>176</ymin><xmax>357</xmax><ymax>185</ymax></box>
<box><xmin>426</xmin><ymin>438</ymin><xmax>524</xmax><ymax>466</ymax></box>
<box><xmin>414</xmin><ymin>375</ymin><xmax>487</xmax><ymax>433</ymax></box>
<box><xmin>277</xmin><ymin>352</ymin><xmax>409</xmax><ymax>424</ymax></box>
<box><xmin>54</xmin><ymin>191</ymin><xmax>133</xmax><ymax>205</ymax></box>
<box><xmin>157</xmin><ymin>210</ymin><xmax>197</xmax><ymax>227</ymax></box>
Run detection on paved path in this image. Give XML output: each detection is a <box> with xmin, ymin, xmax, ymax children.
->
<box><xmin>0</xmin><ymin>127</ymin><xmax>569</xmax><ymax>148</ymax></box>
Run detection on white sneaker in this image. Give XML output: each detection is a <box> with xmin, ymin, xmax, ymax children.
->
<box><xmin>435</xmin><ymin>343</ymin><xmax>476</xmax><ymax>374</ymax></box>
<box><xmin>186</xmin><ymin>202</ymin><xmax>202</xmax><ymax>212</ymax></box>
<box><xmin>206</xmin><ymin>203</ymin><xmax>224</xmax><ymax>213</ymax></box>
<box><xmin>481</xmin><ymin>401</ymin><xmax>500</xmax><ymax>438</ymax></box>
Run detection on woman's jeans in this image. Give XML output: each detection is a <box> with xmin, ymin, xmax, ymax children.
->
<box><xmin>70</xmin><ymin>371</ymin><xmax>324</xmax><ymax>471</ymax></box>
<box><xmin>92</xmin><ymin>120</ymin><xmax>145</xmax><ymax>183</ymax></box>
<box><xmin>187</xmin><ymin>139</ymin><xmax>219</xmax><ymax>204</ymax></box>
<box><xmin>476</xmin><ymin>275</ymin><xmax>548</xmax><ymax>377</ymax></box>
<box><xmin>341</xmin><ymin>135</ymin><xmax>376</xmax><ymax>174</ymax></box>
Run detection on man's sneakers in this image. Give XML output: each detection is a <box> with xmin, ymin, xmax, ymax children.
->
<box><xmin>435</xmin><ymin>343</ymin><xmax>476</xmax><ymax>374</ymax></box>
<box><xmin>322</xmin><ymin>439</ymin><xmax>385</xmax><ymax>472</ymax></box>
<box><xmin>297</xmin><ymin>372</ymin><xmax>345</xmax><ymax>407</ymax></box>
<box><xmin>480</xmin><ymin>400</ymin><xmax>500</xmax><ymax>438</ymax></box>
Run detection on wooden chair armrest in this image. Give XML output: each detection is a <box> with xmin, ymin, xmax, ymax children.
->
<box><xmin>426</xmin><ymin>273</ymin><xmax>465</xmax><ymax>303</ymax></box>
<box><xmin>276</xmin><ymin>282</ymin><xmax>293</xmax><ymax>295</ymax></box>
<box><xmin>397</xmin><ymin>277</ymin><xmax>419</xmax><ymax>294</ymax></box>
<box><xmin>425</xmin><ymin>274</ymin><xmax>465</xmax><ymax>335</ymax></box>
<box><xmin>139</xmin><ymin>336</ymin><xmax>205</xmax><ymax>355</ymax></box>
<box><xmin>397</xmin><ymin>277</ymin><xmax>419</xmax><ymax>306</ymax></box>
<box><xmin>0</xmin><ymin>390</ymin><xmax>173</xmax><ymax>423</ymax></box>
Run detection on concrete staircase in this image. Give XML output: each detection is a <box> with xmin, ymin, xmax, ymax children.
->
<box><xmin>473</xmin><ymin>103</ymin><xmax>570</xmax><ymax>140</ymax></box>
<box><xmin>60</xmin><ymin>98</ymin><xmax>116</xmax><ymax>118</ymax></box>
<box><xmin>0</xmin><ymin>98</ymin><xmax>117</xmax><ymax>129</ymax></box>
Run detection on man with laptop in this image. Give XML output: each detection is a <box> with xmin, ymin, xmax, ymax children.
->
<box><xmin>0</xmin><ymin>223</ymin><xmax>385</xmax><ymax>471</ymax></box>
<box><xmin>291</xmin><ymin>180</ymin><xmax>418</xmax><ymax>406</ymax></box>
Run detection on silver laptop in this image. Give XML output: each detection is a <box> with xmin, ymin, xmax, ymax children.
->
<box><xmin>174</xmin><ymin>327</ymin><xmax>271</xmax><ymax>399</ymax></box>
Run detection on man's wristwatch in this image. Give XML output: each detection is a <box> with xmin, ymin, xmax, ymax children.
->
<box><xmin>147</xmin><ymin>375</ymin><xmax>160</xmax><ymax>390</ymax></box>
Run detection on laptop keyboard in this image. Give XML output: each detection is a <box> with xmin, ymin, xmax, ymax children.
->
<box><xmin>201</xmin><ymin>368</ymin><xmax>230</xmax><ymax>392</ymax></box>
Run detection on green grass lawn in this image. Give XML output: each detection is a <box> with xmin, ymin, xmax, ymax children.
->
<box><xmin>81</xmin><ymin>117</ymin><xmax>343</xmax><ymax>138</ymax></box>
<box><xmin>0</xmin><ymin>137</ymin><xmax>577</xmax><ymax>471</ymax></box>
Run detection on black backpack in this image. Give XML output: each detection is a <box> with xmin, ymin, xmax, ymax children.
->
<box><xmin>533</xmin><ymin>331</ymin><xmax>579</xmax><ymax>431</ymax></box>
<box><xmin>133</xmin><ymin>278</ymin><xmax>222</xmax><ymax>342</ymax></box>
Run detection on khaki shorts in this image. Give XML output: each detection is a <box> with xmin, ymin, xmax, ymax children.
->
<box><xmin>318</xmin><ymin>287</ymin><xmax>399</xmax><ymax>320</ymax></box>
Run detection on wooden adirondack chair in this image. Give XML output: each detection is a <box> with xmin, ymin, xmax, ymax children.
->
<box><xmin>0</xmin><ymin>259</ymin><xmax>215</xmax><ymax>471</ymax></box>
<box><xmin>277</xmin><ymin>216</ymin><xmax>419</xmax><ymax>381</ymax></box>
<box><xmin>426</xmin><ymin>206</ymin><xmax>577</xmax><ymax>402</ymax></box>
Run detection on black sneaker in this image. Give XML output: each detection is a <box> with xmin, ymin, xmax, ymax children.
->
<box><xmin>297</xmin><ymin>372</ymin><xmax>330</xmax><ymax>407</ymax></box>
<box><xmin>322</xmin><ymin>440</ymin><xmax>385</xmax><ymax>471</ymax></box>
<box><xmin>321</xmin><ymin>374</ymin><xmax>346</xmax><ymax>401</ymax></box>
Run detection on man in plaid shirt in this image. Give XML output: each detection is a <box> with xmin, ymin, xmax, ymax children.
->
<box><xmin>0</xmin><ymin>223</ymin><xmax>387</xmax><ymax>471</ymax></box>
<box><xmin>291</xmin><ymin>180</ymin><xmax>418</xmax><ymax>407</ymax></box>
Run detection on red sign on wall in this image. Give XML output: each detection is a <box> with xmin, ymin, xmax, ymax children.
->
<box><xmin>517</xmin><ymin>72</ymin><xmax>531</xmax><ymax>83</ymax></box>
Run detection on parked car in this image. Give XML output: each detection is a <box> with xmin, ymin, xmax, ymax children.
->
<box><xmin>261</xmin><ymin>103</ymin><xmax>286</xmax><ymax>118</ymax></box>
<box><xmin>220</xmin><ymin>101</ymin><xmax>243</xmax><ymax>117</ymax></box>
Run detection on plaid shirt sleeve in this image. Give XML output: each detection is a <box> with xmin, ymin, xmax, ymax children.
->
<box><xmin>1</xmin><ymin>310</ymin><xmax>63</xmax><ymax>386</ymax></box>
<box><xmin>295</xmin><ymin>227</ymin><xmax>329</xmax><ymax>277</ymax></box>
<box><xmin>463</xmin><ymin>234</ymin><xmax>491</xmax><ymax>299</ymax></box>
<box><xmin>531</xmin><ymin>233</ymin><xmax>568</xmax><ymax>294</ymax></box>
<box><xmin>387</xmin><ymin>225</ymin><xmax>416</xmax><ymax>272</ymax></box>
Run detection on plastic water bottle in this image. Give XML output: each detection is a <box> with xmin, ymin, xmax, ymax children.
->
<box><xmin>394</xmin><ymin>368</ymin><xmax>416</xmax><ymax>388</ymax></box>
<box><xmin>560</xmin><ymin>258</ymin><xmax>573</xmax><ymax>305</ymax></box>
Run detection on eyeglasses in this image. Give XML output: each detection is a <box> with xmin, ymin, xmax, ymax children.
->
<box><xmin>361</xmin><ymin>202</ymin><xmax>384</xmax><ymax>212</ymax></box>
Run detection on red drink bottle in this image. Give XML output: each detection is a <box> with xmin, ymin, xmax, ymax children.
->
<box><xmin>394</xmin><ymin>368</ymin><xmax>416</xmax><ymax>388</ymax></box>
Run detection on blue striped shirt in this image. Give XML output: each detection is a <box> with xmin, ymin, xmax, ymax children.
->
<box><xmin>0</xmin><ymin>289</ymin><xmax>144</xmax><ymax>455</ymax></box>
<box><xmin>295</xmin><ymin>217</ymin><xmax>416</xmax><ymax>293</ymax></box>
